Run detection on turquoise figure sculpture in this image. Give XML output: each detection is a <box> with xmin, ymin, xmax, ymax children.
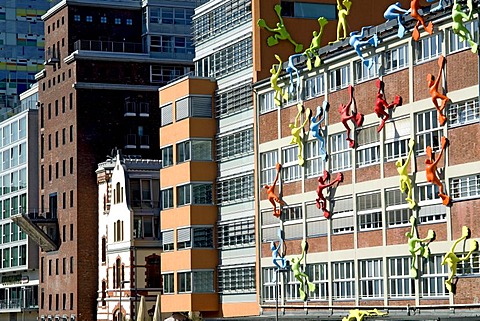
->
<box><xmin>289</xmin><ymin>103</ymin><xmax>312</xmax><ymax>166</ymax></box>
<box><xmin>426</xmin><ymin>0</ymin><xmax>452</xmax><ymax>13</ymax></box>
<box><xmin>406</xmin><ymin>215</ymin><xmax>435</xmax><ymax>278</ymax></box>
<box><xmin>330</xmin><ymin>0</ymin><xmax>353</xmax><ymax>44</ymax></box>
<box><xmin>286</xmin><ymin>53</ymin><xmax>303</xmax><ymax>96</ymax></box>
<box><xmin>270</xmin><ymin>54</ymin><xmax>288</xmax><ymax>106</ymax></box>
<box><xmin>271</xmin><ymin>229</ymin><xmax>287</xmax><ymax>282</ymax></box>
<box><xmin>304</xmin><ymin>17</ymin><xmax>328</xmax><ymax>70</ymax></box>
<box><xmin>342</xmin><ymin>309</ymin><xmax>388</xmax><ymax>321</ymax></box>
<box><xmin>442</xmin><ymin>226</ymin><xmax>479</xmax><ymax>293</ymax></box>
<box><xmin>384</xmin><ymin>2</ymin><xmax>411</xmax><ymax>38</ymax></box>
<box><xmin>309</xmin><ymin>101</ymin><xmax>329</xmax><ymax>161</ymax></box>
<box><xmin>349</xmin><ymin>26</ymin><xmax>379</xmax><ymax>69</ymax></box>
<box><xmin>396</xmin><ymin>138</ymin><xmax>416</xmax><ymax>209</ymax></box>
<box><xmin>257</xmin><ymin>4</ymin><xmax>303</xmax><ymax>53</ymax></box>
<box><xmin>451</xmin><ymin>2</ymin><xmax>478</xmax><ymax>53</ymax></box>
<box><xmin>290</xmin><ymin>240</ymin><xmax>315</xmax><ymax>301</ymax></box>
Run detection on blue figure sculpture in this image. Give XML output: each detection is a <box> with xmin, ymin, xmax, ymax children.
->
<box><xmin>426</xmin><ymin>0</ymin><xmax>453</xmax><ymax>13</ymax></box>
<box><xmin>287</xmin><ymin>53</ymin><xmax>303</xmax><ymax>96</ymax></box>
<box><xmin>309</xmin><ymin>101</ymin><xmax>329</xmax><ymax>161</ymax></box>
<box><xmin>384</xmin><ymin>2</ymin><xmax>411</xmax><ymax>38</ymax></box>
<box><xmin>349</xmin><ymin>26</ymin><xmax>379</xmax><ymax>69</ymax></box>
<box><xmin>271</xmin><ymin>229</ymin><xmax>287</xmax><ymax>282</ymax></box>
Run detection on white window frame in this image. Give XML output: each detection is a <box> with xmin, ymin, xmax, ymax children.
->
<box><xmin>304</xmin><ymin>74</ymin><xmax>325</xmax><ymax>99</ymax></box>
<box><xmin>448</xmin><ymin>19</ymin><xmax>479</xmax><ymax>54</ymax></box>
<box><xmin>161</xmin><ymin>145</ymin><xmax>173</xmax><ymax>167</ymax></box>
<box><xmin>259</xmin><ymin>91</ymin><xmax>276</xmax><ymax>114</ymax></box>
<box><xmin>457</xmin><ymin>252</ymin><xmax>480</xmax><ymax>276</ymax></box>
<box><xmin>384</xmin><ymin>44</ymin><xmax>409</xmax><ymax>74</ymax></box>
<box><xmin>305</xmin><ymin>140</ymin><xmax>324</xmax><ymax>178</ymax></box>
<box><xmin>385</xmin><ymin>188</ymin><xmax>411</xmax><ymax>227</ymax></box>
<box><xmin>415</xmin><ymin>109</ymin><xmax>443</xmax><ymax>155</ymax></box>
<box><xmin>356</xmin><ymin>126</ymin><xmax>380</xmax><ymax>167</ymax></box>
<box><xmin>354</xmin><ymin>55</ymin><xmax>379</xmax><ymax>83</ymax></box>
<box><xmin>389</xmin><ymin>257</ymin><xmax>415</xmax><ymax>298</ymax></box>
<box><xmin>260</xmin><ymin>150</ymin><xmax>278</xmax><ymax>186</ymax></box>
<box><xmin>384</xmin><ymin>117</ymin><xmax>411</xmax><ymax>162</ymax></box>
<box><xmin>331</xmin><ymin>197</ymin><xmax>354</xmax><ymax>234</ymax></box>
<box><xmin>357</xmin><ymin>192</ymin><xmax>382</xmax><ymax>231</ymax></box>
<box><xmin>330</xmin><ymin>132</ymin><xmax>351</xmax><ymax>172</ymax></box>
<box><xmin>415</xmin><ymin>33</ymin><xmax>443</xmax><ymax>64</ymax></box>
<box><xmin>448</xmin><ymin>97</ymin><xmax>479</xmax><ymax>127</ymax></box>
<box><xmin>285</xmin><ymin>268</ymin><xmax>302</xmax><ymax>301</ymax></box>
<box><xmin>332</xmin><ymin>261</ymin><xmax>355</xmax><ymax>300</ymax></box>
<box><xmin>329</xmin><ymin>64</ymin><xmax>350</xmax><ymax>91</ymax></box>
<box><xmin>306</xmin><ymin>263</ymin><xmax>329</xmax><ymax>301</ymax></box>
<box><xmin>359</xmin><ymin>258</ymin><xmax>383</xmax><ymax>298</ymax></box>
<box><xmin>262</xmin><ymin>267</ymin><xmax>276</xmax><ymax>302</ymax></box>
<box><xmin>162</xmin><ymin>273</ymin><xmax>174</xmax><ymax>294</ymax></box>
<box><xmin>420</xmin><ymin>254</ymin><xmax>448</xmax><ymax>297</ymax></box>
<box><xmin>282</xmin><ymin>146</ymin><xmax>301</xmax><ymax>182</ymax></box>
<box><xmin>450</xmin><ymin>174</ymin><xmax>480</xmax><ymax>201</ymax></box>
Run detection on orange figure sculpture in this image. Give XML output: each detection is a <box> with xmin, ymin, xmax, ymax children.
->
<box><xmin>427</xmin><ymin>55</ymin><xmax>450</xmax><ymax>126</ymax></box>
<box><xmin>316</xmin><ymin>170</ymin><xmax>344</xmax><ymax>219</ymax></box>
<box><xmin>425</xmin><ymin>136</ymin><xmax>450</xmax><ymax>206</ymax></box>
<box><xmin>264</xmin><ymin>163</ymin><xmax>285</xmax><ymax>218</ymax></box>
<box><xmin>410</xmin><ymin>0</ymin><xmax>434</xmax><ymax>41</ymax></box>
<box><xmin>339</xmin><ymin>85</ymin><xmax>364</xmax><ymax>148</ymax></box>
<box><xmin>374</xmin><ymin>79</ymin><xmax>402</xmax><ymax>132</ymax></box>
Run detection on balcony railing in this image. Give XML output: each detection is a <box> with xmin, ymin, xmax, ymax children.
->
<box><xmin>74</xmin><ymin>40</ymin><xmax>144</xmax><ymax>54</ymax></box>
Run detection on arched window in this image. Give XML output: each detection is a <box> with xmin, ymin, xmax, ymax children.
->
<box><xmin>115</xmin><ymin>258</ymin><xmax>121</xmax><ymax>288</ymax></box>
<box><xmin>145</xmin><ymin>254</ymin><xmax>161</xmax><ymax>288</ymax></box>
<box><xmin>116</xmin><ymin>182</ymin><xmax>121</xmax><ymax>204</ymax></box>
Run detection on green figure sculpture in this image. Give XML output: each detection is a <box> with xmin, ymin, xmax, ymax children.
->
<box><xmin>329</xmin><ymin>0</ymin><xmax>353</xmax><ymax>44</ymax></box>
<box><xmin>257</xmin><ymin>5</ymin><xmax>303</xmax><ymax>53</ymax></box>
<box><xmin>290</xmin><ymin>240</ymin><xmax>315</xmax><ymax>301</ymax></box>
<box><xmin>270</xmin><ymin>54</ymin><xmax>288</xmax><ymax>106</ymax></box>
<box><xmin>396</xmin><ymin>138</ymin><xmax>416</xmax><ymax>209</ymax></box>
<box><xmin>442</xmin><ymin>226</ymin><xmax>479</xmax><ymax>293</ymax></box>
<box><xmin>289</xmin><ymin>103</ymin><xmax>311</xmax><ymax>166</ymax></box>
<box><xmin>342</xmin><ymin>309</ymin><xmax>388</xmax><ymax>321</ymax></box>
<box><xmin>406</xmin><ymin>215</ymin><xmax>435</xmax><ymax>278</ymax></box>
<box><xmin>451</xmin><ymin>3</ymin><xmax>478</xmax><ymax>53</ymax></box>
<box><xmin>304</xmin><ymin>17</ymin><xmax>328</xmax><ymax>70</ymax></box>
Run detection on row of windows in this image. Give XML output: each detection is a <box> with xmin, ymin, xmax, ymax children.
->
<box><xmin>0</xmin><ymin>194</ymin><xmax>27</xmax><ymax>219</ymax></box>
<box><xmin>41</xmin><ymin>158</ymin><xmax>74</xmax><ymax>187</ymax></box>
<box><xmin>0</xmin><ymin>221</ymin><xmax>26</xmax><ymax>244</ymax></box>
<box><xmin>73</xmin><ymin>14</ymin><xmax>132</xmax><ymax>25</ymax></box>
<box><xmin>217</xmin><ymin>173</ymin><xmax>254</xmax><ymax>205</ymax></box>
<box><xmin>47</xmin><ymin>256</ymin><xmax>74</xmax><ymax>276</ymax></box>
<box><xmin>0</xmin><ymin>244</ymin><xmax>27</xmax><ymax>269</ymax></box>
<box><xmin>150</xmin><ymin>35</ymin><xmax>193</xmax><ymax>55</ymax></box>
<box><xmin>215</xmin><ymin>82</ymin><xmax>253</xmax><ymax>117</ymax></box>
<box><xmin>218</xmin><ymin>266</ymin><xmax>255</xmax><ymax>293</ymax></box>
<box><xmin>161</xmin><ymin>183</ymin><xmax>213</xmax><ymax>209</ymax></box>
<box><xmin>41</xmin><ymin>68</ymin><xmax>73</xmax><ymax>92</ymax></box>
<box><xmin>150</xmin><ymin>65</ymin><xmax>190</xmax><ymax>84</ymax></box>
<box><xmin>217</xmin><ymin>218</ymin><xmax>255</xmax><ymax>249</ymax></box>
<box><xmin>160</xmin><ymin>95</ymin><xmax>213</xmax><ymax>127</ymax></box>
<box><xmin>0</xmin><ymin>117</ymin><xmax>27</xmax><ymax>148</ymax></box>
<box><xmin>162</xmin><ymin>270</ymin><xmax>214</xmax><ymax>294</ymax></box>
<box><xmin>162</xmin><ymin>226</ymin><xmax>214</xmax><ymax>251</ymax></box>
<box><xmin>43</xmin><ymin>94</ymin><xmax>74</xmax><ymax>124</ymax></box>
<box><xmin>0</xmin><ymin>143</ymin><xmax>26</xmax><ymax>171</ymax></box>
<box><xmin>161</xmin><ymin>139</ymin><xmax>213</xmax><ymax>167</ymax></box>
<box><xmin>147</xmin><ymin>7</ymin><xmax>193</xmax><ymax>26</ymax></box>
<box><xmin>42</xmin><ymin>126</ymin><xmax>74</xmax><ymax>153</ymax></box>
<box><xmin>216</xmin><ymin>127</ymin><xmax>253</xmax><ymax>161</ymax></box>
<box><xmin>47</xmin><ymin>16</ymin><xmax>65</xmax><ymax>34</ymax></box>
<box><xmin>0</xmin><ymin>168</ymin><xmax>27</xmax><ymax>198</ymax></box>
<box><xmin>41</xmin><ymin>292</ymin><xmax>74</xmax><ymax>311</ymax></box>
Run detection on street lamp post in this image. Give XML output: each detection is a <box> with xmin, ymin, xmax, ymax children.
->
<box><xmin>119</xmin><ymin>281</ymin><xmax>130</xmax><ymax>321</ymax></box>
<box><xmin>21</xmin><ymin>286</ymin><xmax>26</xmax><ymax>321</ymax></box>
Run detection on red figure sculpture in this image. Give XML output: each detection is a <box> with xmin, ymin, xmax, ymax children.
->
<box><xmin>428</xmin><ymin>55</ymin><xmax>450</xmax><ymax>126</ymax></box>
<box><xmin>316</xmin><ymin>170</ymin><xmax>344</xmax><ymax>219</ymax></box>
<box><xmin>374</xmin><ymin>79</ymin><xmax>402</xmax><ymax>132</ymax></box>
<box><xmin>425</xmin><ymin>136</ymin><xmax>450</xmax><ymax>206</ymax></box>
<box><xmin>410</xmin><ymin>0</ymin><xmax>434</xmax><ymax>41</ymax></box>
<box><xmin>339</xmin><ymin>85</ymin><xmax>364</xmax><ymax>148</ymax></box>
<box><xmin>264</xmin><ymin>163</ymin><xmax>285</xmax><ymax>218</ymax></box>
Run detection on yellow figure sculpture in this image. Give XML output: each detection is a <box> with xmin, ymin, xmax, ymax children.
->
<box><xmin>406</xmin><ymin>215</ymin><xmax>435</xmax><ymax>278</ymax></box>
<box><xmin>290</xmin><ymin>240</ymin><xmax>315</xmax><ymax>301</ymax></box>
<box><xmin>289</xmin><ymin>103</ymin><xmax>311</xmax><ymax>166</ymax></box>
<box><xmin>396</xmin><ymin>138</ymin><xmax>416</xmax><ymax>209</ymax></box>
<box><xmin>442</xmin><ymin>226</ymin><xmax>479</xmax><ymax>293</ymax></box>
<box><xmin>342</xmin><ymin>309</ymin><xmax>388</xmax><ymax>321</ymax></box>
<box><xmin>451</xmin><ymin>3</ymin><xmax>478</xmax><ymax>53</ymax></box>
<box><xmin>270</xmin><ymin>54</ymin><xmax>288</xmax><ymax>106</ymax></box>
<box><xmin>304</xmin><ymin>17</ymin><xmax>328</xmax><ymax>70</ymax></box>
<box><xmin>329</xmin><ymin>0</ymin><xmax>353</xmax><ymax>44</ymax></box>
<box><xmin>257</xmin><ymin>5</ymin><xmax>303</xmax><ymax>53</ymax></box>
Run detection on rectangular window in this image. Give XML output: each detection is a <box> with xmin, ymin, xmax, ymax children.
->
<box><xmin>86</xmin><ymin>16</ymin><xmax>92</xmax><ymax>22</ymax></box>
<box><xmin>389</xmin><ymin>257</ymin><xmax>415</xmax><ymax>297</ymax></box>
<box><xmin>161</xmin><ymin>188</ymin><xmax>173</xmax><ymax>209</ymax></box>
<box><xmin>448</xmin><ymin>98</ymin><xmax>479</xmax><ymax>127</ymax></box>
<box><xmin>329</xmin><ymin>64</ymin><xmax>350</xmax><ymax>91</ymax></box>
<box><xmin>260</xmin><ymin>150</ymin><xmax>278</xmax><ymax>186</ymax></box>
<box><xmin>259</xmin><ymin>91</ymin><xmax>276</xmax><ymax>114</ymax></box>
<box><xmin>416</xmin><ymin>109</ymin><xmax>443</xmax><ymax>154</ymax></box>
<box><xmin>262</xmin><ymin>267</ymin><xmax>276</xmax><ymax>302</ymax></box>
<box><xmin>176</xmin><ymin>139</ymin><xmax>212</xmax><ymax>163</ymax></box>
<box><xmin>306</xmin><ymin>263</ymin><xmax>328</xmax><ymax>300</ymax></box>
<box><xmin>161</xmin><ymin>145</ymin><xmax>173</xmax><ymax>167</ymax></box>
<box><xmin>415</xmin><ymin>33</ymin><xmax>442</xmax><ymax>64</ymax></box>
<box><xmin>450</xmin><ymin>174</ymin><xmax>480</xmax><ymax>200</ymax></box>
<box><xmin>384</xmin><ymin>44</ymin><xmax>409</xmax><ymax>73</ymax></box>
<box><xmin>449</xmin><ymin>20</ymin><xmax>479</xmax><ymax>53</ymax></box>
<box><xmin>304</xmin><ymin>74</ymin><xmax>325</xmax><ymax>99</ymax></box>
<box><xmin>177</xmin><ymin>183</ymin><xmax>213</xmax><ymax>206</ymax></box>
<box><xmin>386</xmin><ymin>188</ymin><xmax>412</xmax><ymax>227</ymax></box>
<box><xmin>175</xmin><ymin>96</ymin><xmax>212</xmax><ymax>120</ymax></box>
<box><xmin>216</xmin><ymin>82</ymin><xmax>253</xmax><ymax>117</ymax></box>
<box><xmin>385</xmin><ymin>117</ymin><xmax>411</xmax><ymax>162</ymax></box>
<box><xmin>356</xmin><ymin>126</ymin><xmax>380</xmax><ymax>167</ymax></box>
<box><xmin>74</xmin><ymin>15</ymin><xmax>80</xmax><ymax>22</ymax></box>
<box><xmin>160</xmin><ymin>103</ymin><xmax>173</xmax><ymax>126</ymax></box>
<box><xmin>178</xmin><ymin>271</ymin><xmax>214</xmax><ymax>293</ymax></box>
<box><xmin>354</xmin><ymin>55</ymin><xmax>379</xmax><ymax>83</ymax></box>
<box><xmin>305</xmin><ymin>140</ymin><xmax>325</xmax><ymax>178</ymax></box>
<box><xmin>332</xmin><ymin>261</ymin><xmax>355</xmax><ymax>299</ymax></box>
<box><xmin>162</xmin><ymin>273</ymin><xmax>174</xmax><ymax>294</ymax></box>
<box><xmin>330</xmin><ymin>132</ymin><xmax>351</xmax><ymax>172</ymax></box>
<box><xmin>285</xmin><ymin>268</ymin><xmax>301</xmax><ymax>301</ymax></box>
<box><xmin>457</xmin><ymin>252</ymin><xmax>480</xmax><ymax>276</ymax></box>
<box><xmin>421</xmin><ymin>254</ymin><xmax>448</xmax><ymax>297</ymax></box>
<box><xmin>281</xmin><ymin>146</ymin><xmax>301</xmax><ymax>182</ymax></box>
<box><xmin>360</xmin><ymin>258</ymin><xmax>383</xmax><ymax>298</ymax></box>
<box><xmin>216</xmin><ymin>173</ymin><xmax>254</xmax><ymax>205</ymax></box>
<box><xmin>218</xmin><ymin>266</ymin><xmax>255</xmax><ymax>293</ymax></box>
<box><xmin>162</xmin><ymin>230</ymin><xmax>174</xmax><ymax>251</ymax></box>
<box><xmin>281</xmin><ymin>2</ymin><xmax>336</xmax><ymax>19</ymax></box>
<box><xmin>216</xmin><ymin>127</ymin><xmax>253</xmax><ymax>161</ymax></box>
<box><xmin>217</xmin><ymin>218</ymin><xmax>255</xmax><ymax>249</ymax></box>
<box><xmin>357</xmin><ymin>192</ymin><xmax>382</xmax><ymax>231</ymax></box>
<box><xmin>331</xmin><ymin>197</ymin><xmax>354</xmax><ymax>234</ymax></box>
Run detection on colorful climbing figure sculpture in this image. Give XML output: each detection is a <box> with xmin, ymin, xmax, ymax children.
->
<box><xmin>384</xmin><ymin>2</ymin><xmax>411</xmax><ymax>38</ymax></box>
<box><xmin>338</xmin><ymin>85</ymin><xmax>364</xmax><ymax>148</ymax></box>
<box><xmin>257</xmin><ymin>4</ymin><xmax>303</xmax><ymax>53</ymax></box>
<box><xmin>309</xmin><ymin>101</ymin><xmax>329</xmax><ymax>161</ymax></box>
<box><xmin>271</xmin><ymin>228</ymin><xmax>287</xmax><ymax>271</ymax></box>
<box><xmin>426</xmin><ymin>0</ymin><xmax>453</xmax><ymax>13</ymax></box>
<box><xmin>330</xmin><ymin>0</ymin><xmax>353</xmax><ymax>44</ymax></box>
<box><xmin>428</xmin><ymin>55</ymin><xmax>450</xmax><ymax>126</ymax></box>
<box><xmin>410</xmin><ymin>0</ymin><xmax>434</xmax><ymax>41</ymax></box>
<box><xmin>289</xmin><ymin>103</ymin><xmax>311</xmax><ymax>166</ymax></box>
<box><xmin>425</xmin><ymin>136</ymin><xmax>450</xmax><ymax>205</ymax></box>
<box><xmin>264</xmin><ymin>163</ymin><xmax>285</xmax><ymax>218</ymax></box>
<box><xmin>286</xmin><ymin>53</ymin><xmax>303</xmax><ymax>96</ymax></box>
<box><xmin>442</xmin><ymin>226</ymin><xmax>479</xmax><ymax>293</ymax></box>
<box><xmin>396</xmin><ymin>138</ymin><xmax>416</xmax><ymax>209</ymax></box>
<box><xmin>451</xmin><ymin>3</ymin><xmax>478</xmax><ymax>53</ymax></box>
<box><xmin>349</xmin><ymin>26</ymin><xmax>379</xmax><ymax>69</ymax></box>
<box><xmin>290</xmin><ymin>240</ymin><xmax>315</xmax><ymax>301</ymax></box>
<box><xmin>304</xmin><ymin>17</ymin><xmax>328</xmax><ymax>70</ymax></box>
<box><xmin>342</xmin><ymin>309</ymin><xmax>388</xmax><ymax>321</ymax></box>
<box><xmin>316</xmin><ymin>170</ymin><xmax>343</xmax><ymax>219</ymax></box>
<box><xmin>270</xmin><ymin>54</ymin><xmax>288</xmax><ymax>106</ymax></box>
<box><xmin>374</xmin><ymin>79</ymin><xmax>402</xmax><ymax>132</ymax></box>
<box><xmin>406</xmin><ymin>215</ymin><xmax>436</xmax><ymax>278</ymax></box>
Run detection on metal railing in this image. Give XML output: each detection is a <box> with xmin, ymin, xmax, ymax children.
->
<box><xmin>74</xmin><ymin>40</ymin><xmax>143</xmax><ymax>54</ymax></box>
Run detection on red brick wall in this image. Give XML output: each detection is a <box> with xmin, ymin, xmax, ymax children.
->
<box><xmin>447</xmin><ymin>123</ymin><xmax>480</xmax><ymax>166</ymax></box>
<box><xmin>446</xmin><ymin>50</ymin><xmax>479</xmax><ymax>90</ymax></box>
<box><xmin>331</xmin><ymin>233</ymin><xmax>354</xmax><ymax>251</ymax></box>
<box><xmin>450</xmin><ymin>199</ymin><xmax>480</xmax><ymax>239</ymax></box>
<box><xmin>358</xmin><ymin>230</ymin><xmax>383</xmax><ymax>248</ymax></box>
<box><xmin>356</xmin><ymin>164</ymin><xmax>381</xmax><ymax>183</ymax></box>
<box><xmin>307</xmin><ymin>236</ymin><xmax>328</xmax><ymax>253</ymax></box>
<box><xmin>386</xmin><ymin>226</ymin><xmax>410</xmax><ymax>246</ymax></box>
<box><xmin>259</xmin><ymin>111</ymin><xmax>278</xmax><ymax>144</ymax></box>
<box><xmin>383</xmin><ymin>69</ymin><xmax>410</xmax><ymax>105</ymax></box>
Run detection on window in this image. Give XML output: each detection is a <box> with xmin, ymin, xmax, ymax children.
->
<box><xmin>389</xmin><ymin>257</ymin><xmax>415</xmax><ymax>297</ymax></box>
<box><xmin>161</xmin><ymin>188</ymin><xmax>173</xmax><ymax>209</ymax></box>
<box><xmin>216</xmin><ymin>83</ymin><xmax>253</xmax><ymax>117</ymax></box>
<box><xmin>418</xmin><ymin>203</ymin><xmax>446</xmax><ymax>223</ymax></box>
<box><xmin>384</xmin><ymin>44</ymin><xmax>409</xmax><ymax>73</ymax></box>
<box><xmin>357</xmin><ymin>192</ymin><xmax>382</xmax><ymax>231</ymax></box>
<box><xmin>178</xmin><ymin>271</ymin><xmax>214</xmax><ymax>293</ymax></box>
<box><xmin>69</xmin><ymin>125</ymin><xmax>73</xmax><ymax>142</ymax></box>
<box><xmin>282</xmin><ymin>146</ymin><xmax>301</xmax><ymax>182</ymax></box>
<box><xmin>329</xmin><ymin>64</ymin><xmax>350</xmax><ymax>91</ymax></box>
<box><xmin>450</xmin><ymin>174</ymin><xmax>480</xmax><ymax>200</ymax></box>
<box><xmin>218</xmin><ymin>266</ymin><xmax>255</xmax><ymax>293</ymax></box>
<box><xmin>74</xmin><ymin>15</ymin><xmax>80</xmax><ymax>22</ymax></box>
<box><xmin>304</xmin><ymin>74</ymin><xmax>325</xmax><ymax>99</ymax></box>
<box><xmin>356</xmin><ymin>126</ymin><xmax>380</xmax><ymax>166</ymax></box>
<box><xmin>176</xmin><ymin>139</ymin><xmax>212</xmax><ymax>163</ymax></box>
<box><xmin>306</xmin><ymin>203</ymin><xmax>328</xmax><ymax>237</ymax></box>
<box><xmin>260</xmin><ymin>150</ymin><xmax>278</xmax><ymax>186</ymax></box>
<box><xmin>305</xmin><ymin>140</ymin><xmax>325</xmax><ymax>178</ymax></box>
<box><xmin>160</xmin><ymin>103</ymin><xmax>173</xmax><ymax>126</ymax></box>
<box><xmin>162</xmin><ymin>273</ymin><xmax>174</xmax><ymax>294</ymax></box>
<box><xmin>448</xmin><ymin>98</ymin><xmax>479</xmax><ymax>127</ymax></box>
<box><xmin>354</xmin><ymin>55</ymin><xmax>379</xmax><ymax>83</ymax></box>
<box><xmin>386</xmin><ymin>189</ymin><xmax>412</xmax><ymax>227</ymax></box>
<box><xmin>161</xmin><ymin>145</ymin><xmax>173</xmax><ymax>167</ymax></box>
<box><xmin>360</xmin><ymin>258</ymin><xmax>383</xmax><ymax>298</ymax></box>
<box><xmin>177</xmin><ymin>226</ymin><xmax>214</xmax><ymax>249</ymax></box>
<box><xmin>259</xmin><ymin>91</ymin><xmax>276</xmax><ymax>114</ymax></box>
<box><xmin>115</xmin><ymin>18</ymin><xmax>121</xmax><ymax>24</ymax></box>
<box><xmin>416</xmin><ymin>109</ymin><xmax>443</xmax><ymax>154</ymax></box>
<box><xmin>281</xmin><ymin>1</ymin><xmax>336</xmax><ymax>19</ymax></box>
<box><xmin>449</xmin><ymin>20</ymin><xmax>478</xmax><ymax>53</ymax></box>
<box><xmin>101</xmin><ymin>237</ymin><xmax>106</xmax><ymax>263</ymax></box>
<box><xmin>217</xmin><ymin>218</ymin><xmax>255</xmax><ymax>249</ymax></box>
<box><xmin>457</xmin><ymin>252</ymin><xmax>480</xmax><ymax>276</ymax></box>
<box><xmin>332</xmin><ymin>261</ymin><xmax>355</xmax><ymax>299</ymax></box>
<box><xmin>331</xmin><ymin>197</ymin><xmax>354</xmax><ymax>234</ymax></box>
<box><xmin>415</xmin><ymin>33</ymin><xmax>442</xmax><ymax>63</ymax></box>
<box><xmin>151</xmin><ymin>65</ymin><xmax>186</xmax><ymax>83</ymax></box>
<box><xmin>285</xmin><ymin>268</ymin><xmax>302</xmax><ymax>301</ymax></box>
<box><xmin>145</xmin><ymin>255</ymin><xmax>161</xmax><ymax>288</ymax></box>
<box><xmin>86</xmin><ymin>16</ymin><xmax>92</xmax><ymax>22</ymax></box>
<box><xmin>262</xmin><ymin>267</ymin><xmax>276</xmax><ymax>302</ymax></box>
<box><xmin>126</xmin><ymin>19</ymin><xmax>132</xmax><ymax>25</ymax></box>
<box><xmin>162</xmin><ymin>230</ymin><xmax>174</xmax><ymax>251</ymax></box>
<box><xmin>70</xmin><ymin>256</ymin><xmax>73</xmax><ymax>273</ymax></box>
<box><xmin>177</xmin><ymin>183</ymin><xmax>213</xmax><ymax>206</ymax></box>
<box><xmin>421</xmin><ymin>254</ymin><xmax>448</xmax><ymax>297</ymax></box>
<box><xmin>217</xmin><ymin>173</ymin><xmax>254</xmax><ymax>204</ymax></box>
<box><xmin>306</xmin><ymin>263</ymin><xmax>328</xmax><ymax>300</ymax></box>
<box><xmin>330</xmin><ymin>132</ymin><xmax>351</xmax><ymax>172</ymax></box>
<box><xmin>175</xmin><ymin>96</ymin><xmax>212</xmax><ymax>120</ymax></box>
<box><xmin>216</xmin><ymin>127</ymin><xmax>253</xmax><ymax>161</ymax></box>
<box><xmin>385</xmin><ymin>117</ymin><xmax>411</xmax><ymax>162</ymax></box>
